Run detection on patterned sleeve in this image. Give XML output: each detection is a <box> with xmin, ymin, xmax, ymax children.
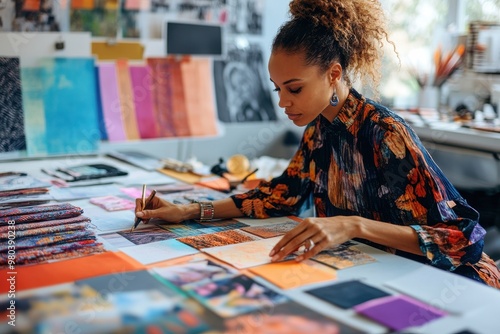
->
<box><xmin>230</xmin><ymin>126</ymin><xmax>314</xmax><ymax>218</ymax></box>
<box><xmin>374</xmin><ymin>117</ymin><xmax>485</xmax><ymax>271</ymax></box>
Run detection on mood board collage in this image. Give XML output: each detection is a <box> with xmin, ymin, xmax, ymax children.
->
<box><xmin>0</xmin><ymin>155</ymin><xmax>493</xmax><ymax>334</ymax></box>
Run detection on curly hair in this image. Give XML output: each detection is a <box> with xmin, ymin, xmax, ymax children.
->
<box><xmin>272</xmin><ymin>0</ymin><xmax>393</xmax><ymax>94</ymax></box>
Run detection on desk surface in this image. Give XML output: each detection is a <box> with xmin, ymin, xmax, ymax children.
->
<box><xmin>397</xmin><ymin>111</ymin><xmax>500</xmax><ymax>154</ymax></box>
<box><xmin>1</xmin><ymin>156</ymin><xmax>500</xmax><ymax>334</ymax></box>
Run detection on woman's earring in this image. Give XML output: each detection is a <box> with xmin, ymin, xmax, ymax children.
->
<box><xmin>330</xmin><ymin>91</ymin><xmax>339</xmax><ymax>107</ymax></box>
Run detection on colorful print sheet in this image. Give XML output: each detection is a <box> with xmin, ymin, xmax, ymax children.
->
<box><xmin>160</xmin><ymin>219</ymin><xmax>248</xmax><ymax>238</ymax></box>
<box><xmin>177</xmin><ymin>229</ymin><xmax>259</xmax><ymax>250</ymax></box>
<box><xmin>312</xmin><ymin>241</ymin><xmax>376</xmax><ymax>269</ymax></box>
<box><xmin>241</xmin><ymin>221</ymin><xmax>299</xmax><ymax>238</ymax></box>
<box><xmin>117</xmin><ymin>225</ymin><xmax>177</xmax><ymax>245</ymax></box>
<box><xmin>153</xmin><ymin>259</ymin><xmax>237</xmax><ymax>289</ymax></box>
<box><xmin>224</xmin><ymin>301</ymin><xmax>363</xmax><ymax>334</ymax></box>
<box><xmin>186</xmin><ymin>274</ymin><xmax>287</xmax><ymax>318</ymax></box>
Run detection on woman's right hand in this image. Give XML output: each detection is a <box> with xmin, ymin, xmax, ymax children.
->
<box><xmin>135</xmin><ymin>196</ymin><xmax>195</xmax><ymax>224</ymax></box>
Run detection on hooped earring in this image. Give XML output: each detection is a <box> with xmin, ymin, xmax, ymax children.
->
<box><xmin>330</xmin><ymin>90</ymin><xmax>339</xmax><ymax>107</ymax></box>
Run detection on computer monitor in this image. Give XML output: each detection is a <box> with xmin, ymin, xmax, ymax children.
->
<box><xmin>165</xmin><ymin>21</ymin><xmax>223</xmax><ymax>57</ymax></box>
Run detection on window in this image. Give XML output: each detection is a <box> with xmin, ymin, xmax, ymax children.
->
<box><xmin>380</xmin><ymin>0</ymin><xmax>500</xmax><ymax>109</ymax></box>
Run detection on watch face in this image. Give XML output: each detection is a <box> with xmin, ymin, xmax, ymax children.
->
<box><xmin>199</xmin><ymin>202</ymin><xmax>215</xmax><ymax>221</ymax></box>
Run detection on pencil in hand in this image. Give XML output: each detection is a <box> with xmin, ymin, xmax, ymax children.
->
<box><xmin>130</xmin><ymin>184</ymin><xmax>146</xmax><ymax>232</ymax></box>
<box><xmin>130</xmin><ymin>187</ymin><xmax>157</xmax><ymax>232</ymax></box>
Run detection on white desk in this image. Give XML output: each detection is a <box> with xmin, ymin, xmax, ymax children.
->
<box><xmin>1</xmin><ymin>155</ymin><xmax>500</xmax><ymax>334</ymax></box>
<box><xmin>398</xmin><ymin>112</ymin><xmax>500</xmax><ymax>190</ymax></box>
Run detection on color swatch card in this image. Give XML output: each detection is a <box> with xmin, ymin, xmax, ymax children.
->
<box><xmin>119</xmin><ymin>239</ymin><xmax>198</xmax><ymax>265</ymax></box>
<box><xmin>249</xmin><ymin>259</ymin><xmax>336</xmax><ymax>289</ymax></box>
<box><xmin>312</xmin><ymin>242</ymin><xmax>376</xmax><ymax>269</ymax></box>
<box><xmin>203</xmin><ymin>236</ymin><xmax>282</xmax><ymax>269</ymax></box>
<box><xmin>177</xmin><ymin>229</ymin><xmax>259</xmax><ymax>250</ymax></box>
<box><xmin>223</xmin><ymin>301</ymin><xmax>364</xmax><ymax>334</ymax></box>
<box><xmin>241</xmin><ymin>220</ymin><xmax>299</xmax><ymax>238</ymax></box>
<box><xmin>353</xmin><ymin>295</ymin><xmax>447</xmax><ymax>331</ymax></box>
<box><xmin>90</xmin><ymin>195</ymin><xmax>136</xmax><ymax>211</ymax></box>
<box><xmin>186</xmin><ymin>274</ymin><xmax>287</xmax><ymax>318</ymax></box>
<box><xmin>153</xmin><ymin>259</ymin><xmax>238</xmax><ymax>289</ymax></box>
<box><xmin>306</xmin><ymin>280</ymin><xmax>391</xmax><ymax>309</ymax></box>
<box><xmin>160</xmin><ymin>219</ymin><xmax>248</xmax><ymax>238</ymax></box>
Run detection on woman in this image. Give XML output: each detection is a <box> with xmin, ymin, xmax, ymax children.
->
<box><xmin>136</xmin><ymin>0</ymin><xmax>500</xmax><ymax>288</ymax></box>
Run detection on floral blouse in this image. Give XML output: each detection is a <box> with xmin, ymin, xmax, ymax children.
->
<box><xmin>231</xmin><ymin>88</ymin><xmax>500</xmax><ymax>288</ymax></box>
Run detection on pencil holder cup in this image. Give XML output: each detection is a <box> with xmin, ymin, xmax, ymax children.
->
<box><xmin>418</xmin><ymin>85</ymin><xmax>440</xmax><ymax>111</ymax></box>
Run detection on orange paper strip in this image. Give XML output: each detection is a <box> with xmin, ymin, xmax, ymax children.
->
<box><xmin>181</xmin><ymin>58</ymin><xmax>219</xmax><ymax>137</ymax></box>
<box><xmin>0</xmin><ymin>251</ymin><xmax>143</xmax><ymax>293</ymax></box>
<box><xmin>249</xmin><ymin>260</ymin><xmax>336</xmax><ymax>289</ymax></box>
<box><xmin>116</xmin><ymin>59</ymin><xmax>140</xmax><ymax>140</ymax></box>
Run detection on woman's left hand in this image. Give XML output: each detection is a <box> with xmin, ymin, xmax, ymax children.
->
<box><xmin>269</xmin><ymin>216</ymin><xmax>362</xmax><ymax>262</ymax></box>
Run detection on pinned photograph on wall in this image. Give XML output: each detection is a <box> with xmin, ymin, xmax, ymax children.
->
<box><xmin>70</xmin><ymin>0</ymin><xmax>119</xmax><ymax>37</ymax></box>
<box><xmin>0</xmin><ymin>0</ymin><xmax>62</xmax><ymax>32</ymax></box>
<box><xmin>213</xmin><ymin>42</ymin><xmax>277</xmax><ymax>123</ymax></box>
<box><xmin>227</xmin><ymin>0</ymin><xmax>263</xmax><ymax>35</ymax></box>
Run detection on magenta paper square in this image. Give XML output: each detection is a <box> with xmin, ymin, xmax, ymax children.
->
<box><xmin>354</xmin><ymin>295</ymin><xmax>446</xmax><ymax>331</ymax></box>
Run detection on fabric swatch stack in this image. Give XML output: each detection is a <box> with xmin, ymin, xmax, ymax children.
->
<box><xmin>0</xmin><ymin>203</ymin><xmax>104</xmax><ymax>266</ymax></box>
